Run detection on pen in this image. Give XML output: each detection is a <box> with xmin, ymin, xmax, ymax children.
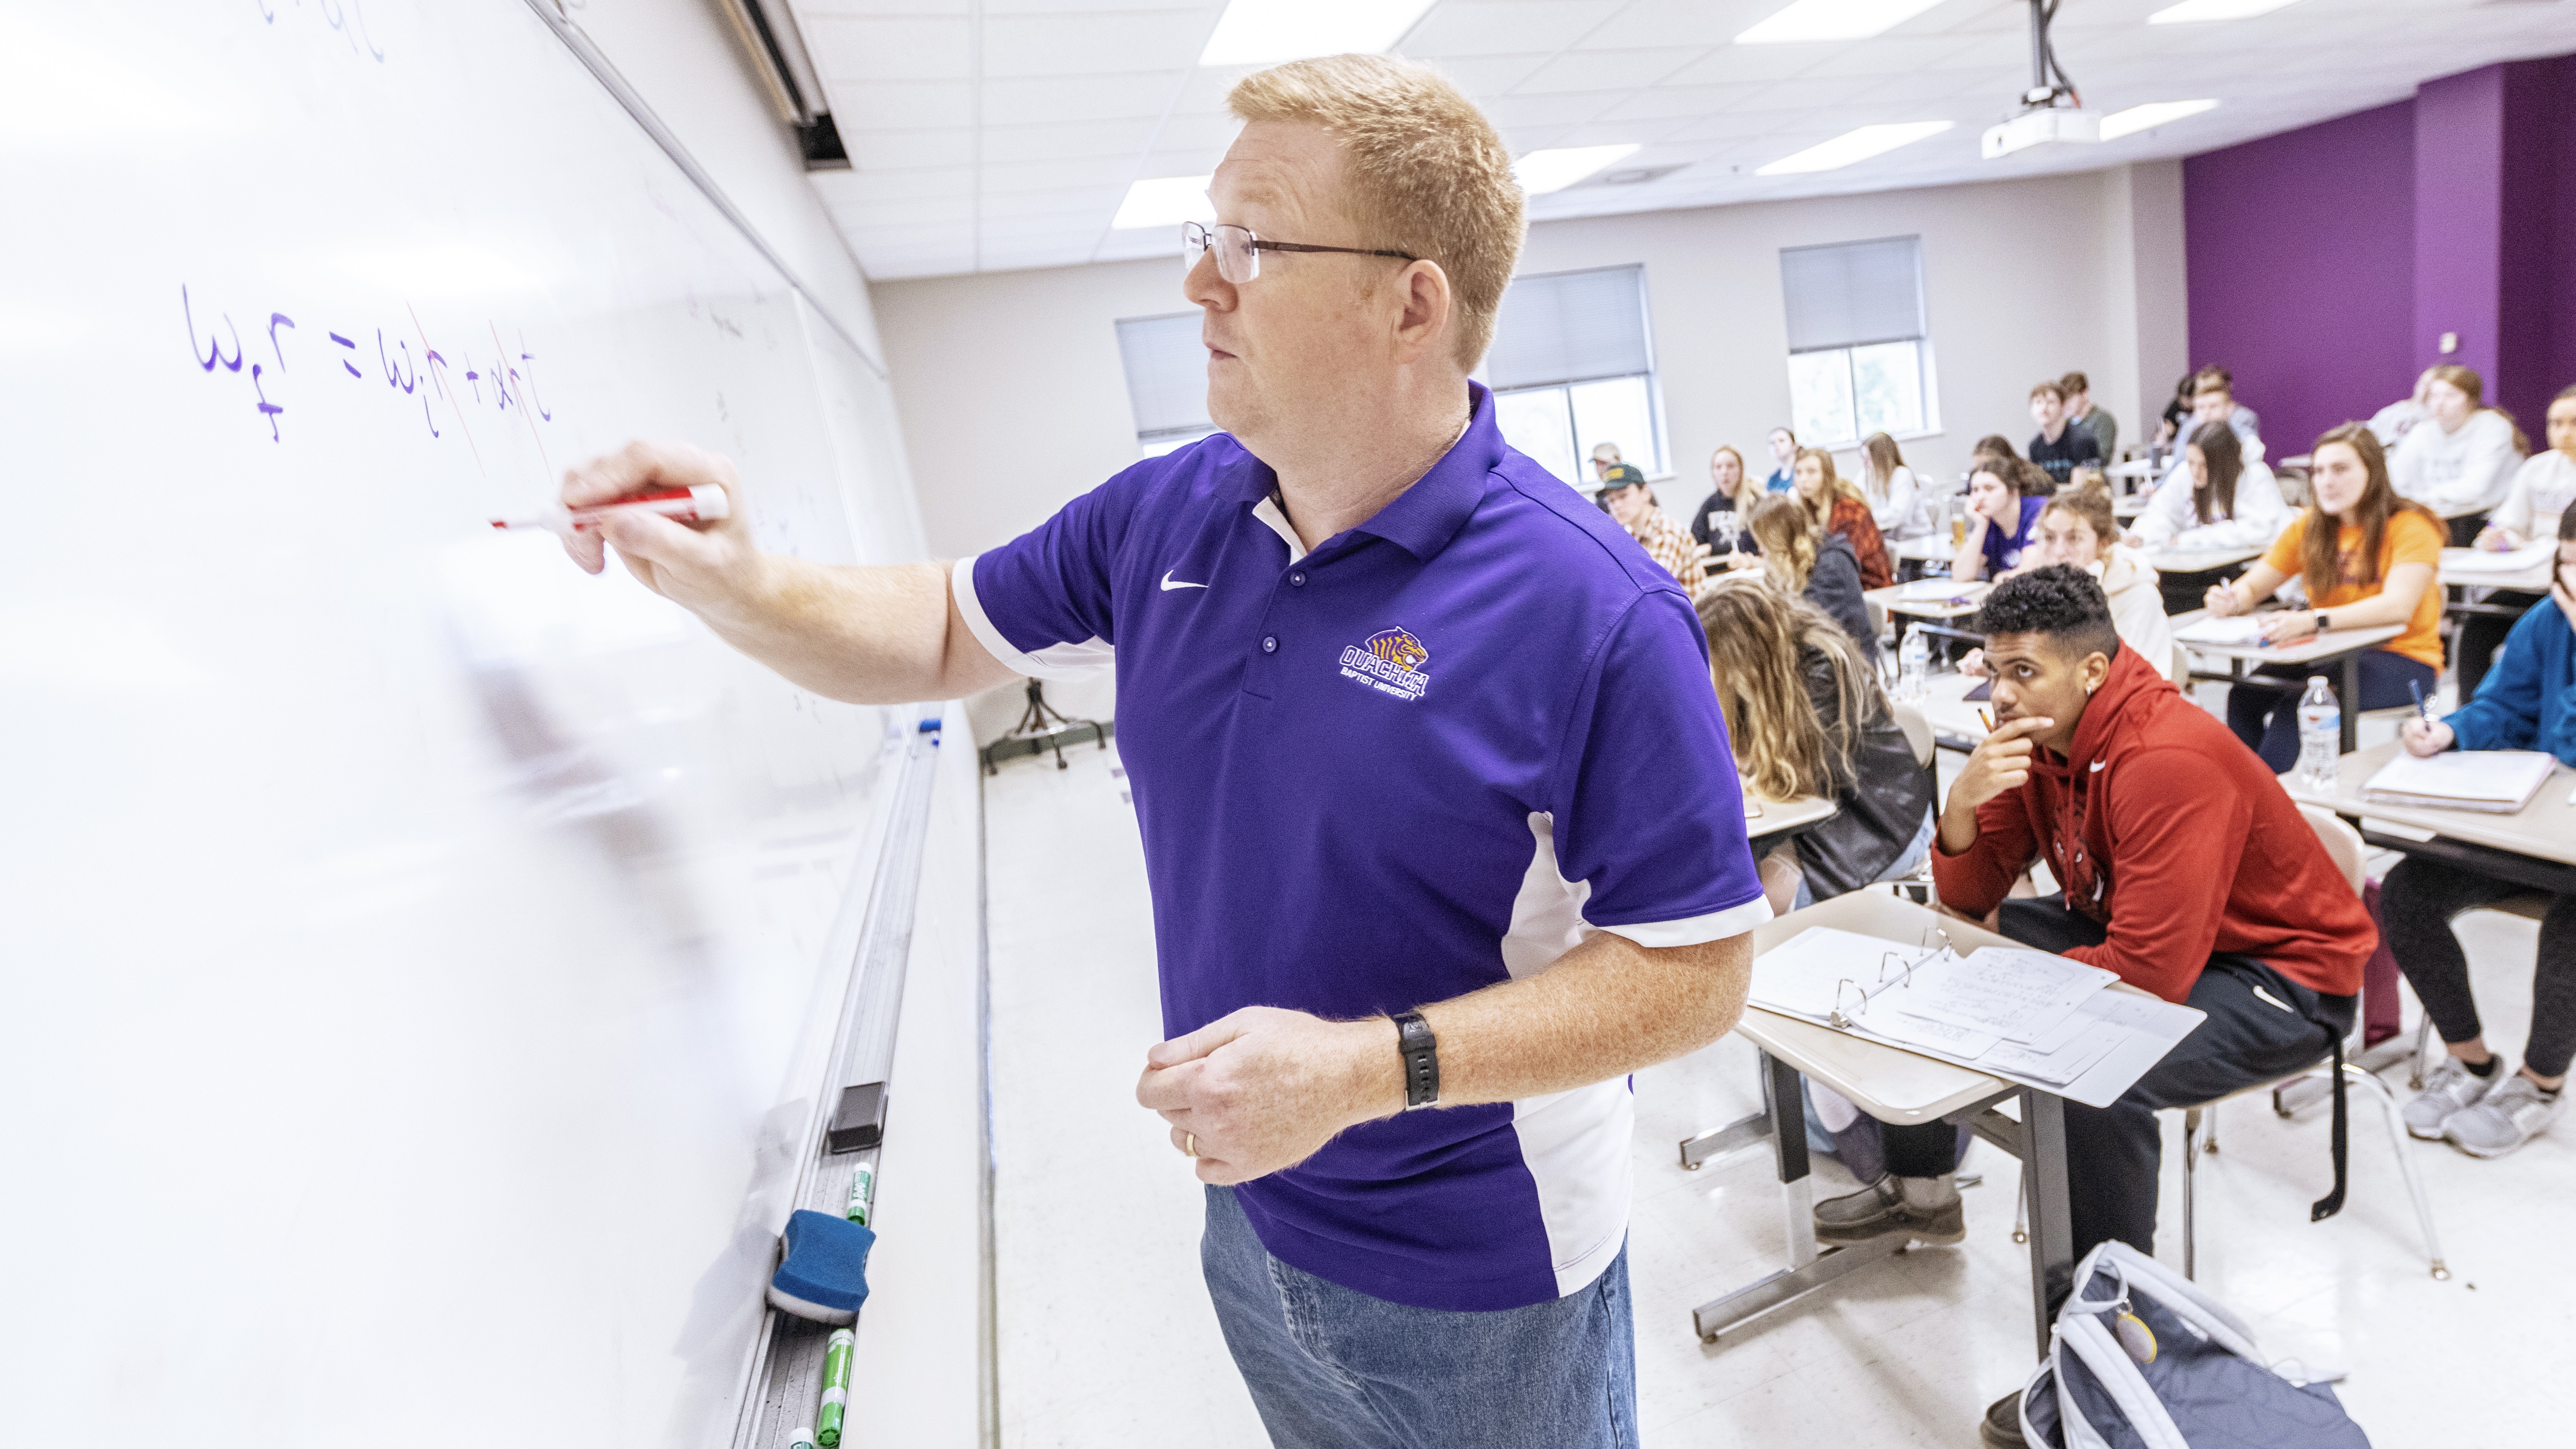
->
<box><xmin>2409</xmin><ymin>679</ymin><xmax>2431</xmax><ymax>723</ymax></box>
<box><xmin>489</xmin><ymin>484</ymin><xmax>730</xmax><ymax>534</ymax></box>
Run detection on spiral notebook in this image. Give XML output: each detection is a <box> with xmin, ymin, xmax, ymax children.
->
<box><xmin>2361</xmin><ymin>750</ymin><xmax>2559</xmax><ymax>814</ymax></box>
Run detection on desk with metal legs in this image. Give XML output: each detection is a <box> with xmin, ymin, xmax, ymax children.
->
<box><xmin>1674</xmin><ymin>892</ymin><xmax>2078</xmax><ymax>1357</ymax></box>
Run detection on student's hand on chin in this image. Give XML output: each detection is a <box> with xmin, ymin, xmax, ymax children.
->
<box><xmin>1952</xmin><ymin>716</ymin><xmax>2053</xmax><ymax>815</ymax></box>
<box><xmin>2401</xmin><ymin>718</ymin><xmax>2454</xmax><ymax>757</ymax></box>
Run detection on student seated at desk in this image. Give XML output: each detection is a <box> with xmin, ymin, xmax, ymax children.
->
<box><xmin>1696</xmin><ymin>575</ymin><xmax>1935</xmax><ymax>915</ymax></box>
<box><xmin>1964</xmin><ymin>483</ymin><xmax>2175</xmax><ymax>682</ymax></box>
<box><xmin>1763</xmin><ymin>426</ymin><xmax>1797</xmax><ymax>492</ymax></box>
<box><xmin>2458</xmin><ymin>385</ymin><xmax>2576</xmax><ymax>696</ymax></box>
<box><xmin>2130</xmin><ymin>419</ymin><xmax>2285</xmax><ymax>551</ymax></box>
<box><xmin>1821</xmin><ymin>568</ymin><xmax>2371</xmax><ymax>1447</ymax></box>
<box><xmin>1690</xmin><ymin>444</ymin><xmax>1763</xmax><ymax>558</ymax></box>
<box><xmin>1952</xmin><ymin>456</ymin><xmax>2050</xmax><ymax>583</ymax></box>
<box><xmin>1793</xmin><ymin>446</ymin><xmax>1893</xmax><ymax>589</ymax></box>
<box><xmin>1748</xmin><ymin>494</ymin><xmax>1877</xmax><ymax>666</ymax></box>
<box><xmin>2027</xmin><ymin>378</ymin><xmax>2104</xmax><ymax>487</ymax></box>
<box><xmin>2390</xmin><ymin>363</ymin><xmax>2525</xmax><ymax>515</ymax></box>
<box><xmin>2205</xmin><ymin>424</ymin><xmax>2445</xmax><ymax>773</ymax></box>
<box><xmin>2383</xmin><ymin>508</ymin><xmax>2576</xmax><ymax>1158</ymax></box>
<box><xmin>1860</xmin><ymin>430</ymin><xmax>1937</xmax><ymax>541</ymax></box>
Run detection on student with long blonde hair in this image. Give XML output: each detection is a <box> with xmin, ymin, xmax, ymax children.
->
<box><xmin>1859</xmin><ymin>432</ymin><xmax>1935</xmax><ymax>540</ymax></box>
<box><xmin>1748</xmin><ymin>494</ymin><xmax>1877</xmax><ymax>665</ymax></box>
<box><xmin>1792</xmin><ymin>446</ymin><xmax>1893</xmax><ymax>588</ymax></box>
<box><xmin>2207</xmin><ymin>424</ymin><xmax>2445</xmax><ymax>771</ymax></box>
<box><xmin>1696</xmin><ymin>574</ymin><xmax>1934</xmax><ymax>915</ymax></box>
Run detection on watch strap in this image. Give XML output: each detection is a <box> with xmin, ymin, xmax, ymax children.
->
<box><xmin>2314</xmin><ymin>611</ymin><xmax>2331</xmax><ymax>633</ymax></box>
<box><xmin>1392</xmin><ymin>1011</ymin><xmax>1439</xmax><ymax>1111</ymax></box>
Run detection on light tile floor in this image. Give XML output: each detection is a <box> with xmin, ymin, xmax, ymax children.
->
<box><xmin>987</xmin><ymin>742</ymin><xmax>2564</xmax><ymax>1447</ymax></box>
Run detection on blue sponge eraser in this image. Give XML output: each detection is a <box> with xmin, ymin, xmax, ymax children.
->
<box><xmin>768</xmin><ymin>1209</ymin><xmax>877</xmax><ymax>1324</ymax></box>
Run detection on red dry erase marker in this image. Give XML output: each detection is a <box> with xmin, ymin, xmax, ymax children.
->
<box><xmin>490</xmin><ymin>485</ymin><xmax>731</xmax><ymax>534</ymax></box>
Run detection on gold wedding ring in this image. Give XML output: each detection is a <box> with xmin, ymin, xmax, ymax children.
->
<box><xmin>1184</xmin><ymin>1131</ymin><xmax>1198</xmax><ymax>1158</ymax></box>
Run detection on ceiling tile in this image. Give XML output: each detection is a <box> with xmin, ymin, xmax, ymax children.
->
<box><xmin>842</xmin><ymin>127</ymin><xmax>977</xmax><ymax>171</ymax></box>
<box><xmin>981</xmin><ymin>11</ymin><xmax>1213</xmax><ymax>77</ymax></box>
<box><xmin>978</xmin><ymin>156</ymin><xmax>1143</xmax><ymax>192</ymax></box>
<box><xmin>1659</xmin><ymin>42</ymin><xmax>1839</xmax><ymax>85</ymax></box>
<box><xmin>1512</xmin><ymin>47</ymin><xmax>1705</xmax><ymax>94</ymax></box>
<box><xmin>1416</xmin><ymin>53</ymin><xmax>1557</xmax><ymax>95</ymax></box>
<box><xmin>981</xmin><ymin>117</ymin><xmax>1160</xmax><ymax>164</ymax></box>
<box><xmin>983</xmin><ymin>73</ymin><xmax>1189</xmax><ymax>126</ymax></box>
<box><xmin>801</xmin><ymin>15</ymin><xmax>972</xmax><ymax>82</ymax></box>
<box><xmin>1478</xmin><ymin>90</ymin><xmax>1622</xmax><ymax>129</ymax></box>
<box><xmin>982</xmin><ymin>184</ymin><xmax>1127</xmax><ymax>220</ymax></box>
<box><xmin>817</xmin><ymin>165</ymin><xmax>976</xmax><ymax>203</ymax></box>
<box><xmin>827</xmin><ymin>80</ymin><xmax>975</xmax><ymax>131</ymax></box>
<box><xmin>1580</xmin><ymin>0</ymin><xmax>1781</xmax><ymax>50</ymax></box>
<box><xmin>1595</xmin><ymin>83</ymin><xmax>1772</xmax><ymax>122</ymax></box>
<box><xmin>1400</xmin><ymin>2</ymin><xmax>1626</xmax><ymax>59</ymax></box>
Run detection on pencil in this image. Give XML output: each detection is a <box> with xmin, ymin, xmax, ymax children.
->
<box><xmin>1979</xmin><ymin>707</ymin><xmax>1995</xmax><ymax>731</ymax></box>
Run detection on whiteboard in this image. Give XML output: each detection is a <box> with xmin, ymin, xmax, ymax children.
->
<box><xmin>0</xmin><ymin>4</ymin><xmax>928</xmax><ymax>1443</ymax></box>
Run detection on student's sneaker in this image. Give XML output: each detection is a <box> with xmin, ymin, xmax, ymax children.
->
<box><xmin>1813</xmin><ymin>1173</ymin><xmax>1965</xmax><ymax>1246</ymax></box>
<box><xmin>1979</xmin><ymin>1389</ymin><xmax>2027</xmax><ymax>1447</ymax></box>
<box><xmin>2443</xmin><ymin>1075</ymin><xmax>2567</xmax><ymax>1159</ymax></box>
<box><xmin>2404</xmin><ymin>1055</ymin><xmax>2501</xmax><ymax>1139</ymax></box>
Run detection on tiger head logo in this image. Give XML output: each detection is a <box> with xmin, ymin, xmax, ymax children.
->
<box><xmin>1363</xmin><ymin>628</ymin><xmax>1429</xmax><ymax>671</ymax></box>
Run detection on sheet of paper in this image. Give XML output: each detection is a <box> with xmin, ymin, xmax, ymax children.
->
<box><xmin>1749</xmin><ymin>927</ymin><xmax>1938</xmax><ymax>1021</ymax></box>
<box><xmin>1887</xmin><ymin>947</ymin><xmax>2119</xmax><ymax>1043</ymax></box>
<box><xmin>2362</xmin><ymin>750</ymin><xmax>2558</xmax><ymax>807</ymax></box>
<box><xmin>1980</xmin><ymin>1030</ymin><xmax>2120</xmax><ymax>1086</ymax></box>
<box><xmin>2174</xmin><ymin>613</ymin><xmax>2274</xmax><ymax>646</ymax></box>
<box><xmin>2442</xmin><ymin>540</ymin><xmax>2555</xmax><ymax>574</ymax></box>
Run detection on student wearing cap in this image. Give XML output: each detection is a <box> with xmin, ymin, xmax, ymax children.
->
<box><xmin>541</xmin><ymin>55</ymin><xmax>1762</xmax><ymax>1448</ymax></box>
<box><xmin>1589</xmin><ymin>440</ymin><xmax>1624</xmax><ymax>483</ymax></box>
<box><xmin>1600</xmin><ymin>462</ymin><xmax>1705</xmax><ymax>590</ymax></box>
<box><xmin>1817</xmin><ymin>566</ymin><xmax>2372</xmax><ymax>1449</ymax></box>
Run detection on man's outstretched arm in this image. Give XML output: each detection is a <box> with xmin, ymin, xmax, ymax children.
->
<box><xmin>560</xmin><ymin>441</ymin><xmax>1020</xmax><ymax>704</ymax></box>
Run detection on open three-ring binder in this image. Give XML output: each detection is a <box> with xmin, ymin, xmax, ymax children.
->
<box><xmin>1750</xmin><ymin>926</ymin><xmax>2206</xmax><ymax>1109</ymax></box>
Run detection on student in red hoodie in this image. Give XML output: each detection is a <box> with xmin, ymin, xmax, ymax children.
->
<box><xmin>1805</xmin><ymin>566</ymin><xmax>2374</xmax><ymax>1449</ymax></box>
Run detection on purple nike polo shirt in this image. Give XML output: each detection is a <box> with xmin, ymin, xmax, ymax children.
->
<box><xmin>955</xmin><ymin>383</ymin><xmax>1768</xmax><ymax>1312</ymax></box>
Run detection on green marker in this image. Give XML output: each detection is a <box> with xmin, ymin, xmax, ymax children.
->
<box><xmin>817</xmin><ymin>1326</ymin><xmax>854</xmax><ymax>1447</ymax></box>
<box><xmin>846</xmin><ymin>1161</ymin><xmax>876</xmax><ymax>1227</ymax></box>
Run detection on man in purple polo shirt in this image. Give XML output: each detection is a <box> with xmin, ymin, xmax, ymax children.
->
<box><xmin>551</xmin><ymin>53</ymin><xmax>1764</xmax><ymax>1448</ymax></box>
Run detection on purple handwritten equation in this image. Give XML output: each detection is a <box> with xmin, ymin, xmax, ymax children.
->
<box><xmin>182</xmin><ymin>284</ymin><xmax>555</xmax><ymax>453</ymax></box>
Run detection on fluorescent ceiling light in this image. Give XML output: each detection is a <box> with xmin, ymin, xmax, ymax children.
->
<box><xmin>1737</xmin><ymin>0</ymin><xmax>1950</xmax><ymax>45</ymax></box>
<box><xmin>1112</xmin><ymin>175</ymin><xmax>1214</xmax><ymax>230</ymax></box>
<box><xmin>1515</xmin><ymin>144</ymin><xmax>1642</xmax><ymax>195</ymax></box>
<box><xmin>2099</xmin><ymin>99</ymin><xmax>2220</xmax><ymax>139</ymax></box>
<box><xmin>2146</xmin><ymin>0</ymin><xmax>2300</xmax><ymax>23</ymax></box>
<box><xmin>1200</xmin><ymin>0</ymin><xmax>1438</xmax><ymax>66</ymax></box>
<box><xmin>1756</xmin><ymin>121</ymin><xmax>1952</xmax><ymax>175</ymax></box>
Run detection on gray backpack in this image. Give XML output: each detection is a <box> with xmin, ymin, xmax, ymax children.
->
<box><xmin>2018</xmin><ymin>1240</ymin><xmax>2370</xmax><ymax>1448</ymax></box>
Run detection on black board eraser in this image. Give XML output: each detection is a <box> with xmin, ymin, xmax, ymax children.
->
<box><xmin>827</xmin><ymin>1082</ymin><xmax>887</xmax><ymax>1154</ymax></box>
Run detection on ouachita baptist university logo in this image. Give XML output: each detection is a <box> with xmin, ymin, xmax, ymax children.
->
<box><xmin>1340</xmin><ymin>627</ymin><xmax>1431</xmax><ymax>701</ymax></box>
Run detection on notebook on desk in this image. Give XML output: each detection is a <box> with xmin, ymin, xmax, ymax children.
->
<box><xmin>2174</xmin><ymin>614</ymin><xmax>2275</xmax><ymax>647</ymax></box>
<box><xmin>2442</xmin><ymin>541</ymin><xmax>2555</xmax><ymax>575</ymax></box>
<box><xmin>2362</xmin><ymin>750</ymin><xmax>2559</xmax><ymax>814</ymax></box>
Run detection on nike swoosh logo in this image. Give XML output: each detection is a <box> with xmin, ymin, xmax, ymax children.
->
<box><xmin>1161</xmin><ymin>570</ymin><xmax>1208</xmax><ymax>591</ymax></box>
<box><xmin>2090</xmin><ymin>761</ymin><xmax>2107</xmax><ymax>772</ymax></box>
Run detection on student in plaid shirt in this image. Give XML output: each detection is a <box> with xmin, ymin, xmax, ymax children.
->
<box><xmin>1600</xmin><ymin>463</ymin><xmax>1706</xmax><ymax>591</ymax></box>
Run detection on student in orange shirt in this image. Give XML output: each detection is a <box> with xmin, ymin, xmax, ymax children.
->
<box><xmin>2203</xmin><ymin>423</ymin><xmax>2444</xmax><ymax>772</ymax></box>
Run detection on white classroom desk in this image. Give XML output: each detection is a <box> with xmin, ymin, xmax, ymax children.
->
<box><xmin>2285</xmin><ymin>740</ymin><xmax>2576</xmax><ymax>895</ymax></box>
<box><xmin>1863</xmin><ymin>579</ymin><xmax>1987</xmax><ymax>624</ymax></box>
<box><xmin>1675</xmin><ymin>891</ymin><xmax>2101</xmax><ymax>1355</ymax></box>
<box><xmin>2141</xmin><ymin>543</ymin><xmax>2263</xmax><ymax>577</ymax></box>
<box><xmin>1893</xmin><ymin>534</ymin><xmax>1958</xmax><ymax>564</ymax></box>
<box><xmin>2170</xmin><ymin>610</ymin><xmax>2406</xmax><ymax>754</ymax></box>
<box><xmin>2438</xmin><ymin>546</ymin><xmax>2557</xmax><ymax>593</ymax></box>
<box><xmin>1744</xmin><ymin>791</ymin><xmax>1837</xmax><ymax>851</ymax></box>
<box><xmin>1916</xmin><ymin>669</ymin><xmax>1993</xmax><ymax>753</ymax></box>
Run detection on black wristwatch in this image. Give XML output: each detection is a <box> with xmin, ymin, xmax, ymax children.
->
<box><xmin>2313</xmin><ymin>611</ymin><xmax>2332</xmax><ymax>633</ymax></box>
<box><xmin>1392</xmin><ymin>1011</ymin><xmax>1440</xmax><ymax>1111</ymax></box>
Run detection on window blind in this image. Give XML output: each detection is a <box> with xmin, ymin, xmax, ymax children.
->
<box><xmin>1779</xmin><ymin>237</ymin><xmax>1924</xmax><ymax>354</ymax></box>
<box><xmin>1115</xmin><ymin>312</ymin><xmax>1211</xmax><ymax>437</ymax></box>
<box><xmin>1483</xmin><ymin>266</ymin><xmax>1652</xmax><ymax>391</ymax></box>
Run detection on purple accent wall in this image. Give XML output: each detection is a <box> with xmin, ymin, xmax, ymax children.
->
<box><xmin>2414</xmin><ymin>68</ymin><xmax>2507</xmax><ymax>402</ymax></box>
<box><xmin>2186</xmin><ymin>55</ymin><xmax>2576</xmax><ymax>457</ymax></box>
<box><xmin>2185</xmin><ymin>102</ymin><xmax>2416</xmax><ymax>460</ymax></box>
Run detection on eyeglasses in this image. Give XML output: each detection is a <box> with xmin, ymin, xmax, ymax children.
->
<box><xmin>1183</xmin><ymin>221</ymin><xmax>1417</xmax><ymax>284</ymax></box>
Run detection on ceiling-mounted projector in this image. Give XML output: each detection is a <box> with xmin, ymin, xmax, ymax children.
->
<box><xmin>1983</xmin><ymin>106</ymin><xmax>2100</xmax><ymax>159</ymax></box>
<box><xmin>1982</xmin><ymin>0</ymin><xmax>2096</xmax><ymax>160</ymax></box>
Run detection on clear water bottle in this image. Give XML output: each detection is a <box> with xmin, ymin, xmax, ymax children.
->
<box><xmin>1898</xmin><ymin>624</ymin><xmax>1930</xmax><ymax>703</ymax></box>
<box><xmin>2296</xmin><ymin>675</ymin><xmax>2340</xmax><ymax>789</ymax></box>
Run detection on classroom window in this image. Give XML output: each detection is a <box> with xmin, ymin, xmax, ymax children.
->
<box><xmin>1779</xmin><ymin>236</ymin><xmax>1938</xmax><ymax>451</ymax></box>
<box><xmin>1115</xmin><ymin>311</ymin><xmax>1217</xmax><ymax>458</ymax></box>
<box><xmin>1483</xmin><ymin>265</ymin><xmax>1663</xmax><ymax>486</ymax></box>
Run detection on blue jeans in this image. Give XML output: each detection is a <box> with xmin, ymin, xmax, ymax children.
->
<box><xmin>1201</xmin><ymin>1185</ymin><xmax>1638</xmax><ymax>1449</ymax></box>
<box><xmin>2223</xmin><ymin>649</ymin><xmax>2438</xmax><ymax>773</ymax></box>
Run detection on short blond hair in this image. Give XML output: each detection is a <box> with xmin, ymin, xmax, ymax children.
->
<box><xmin>1228</xmin><ymin>55</ymin><xmax>1525</xmax><ymax>370</ymax></box>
